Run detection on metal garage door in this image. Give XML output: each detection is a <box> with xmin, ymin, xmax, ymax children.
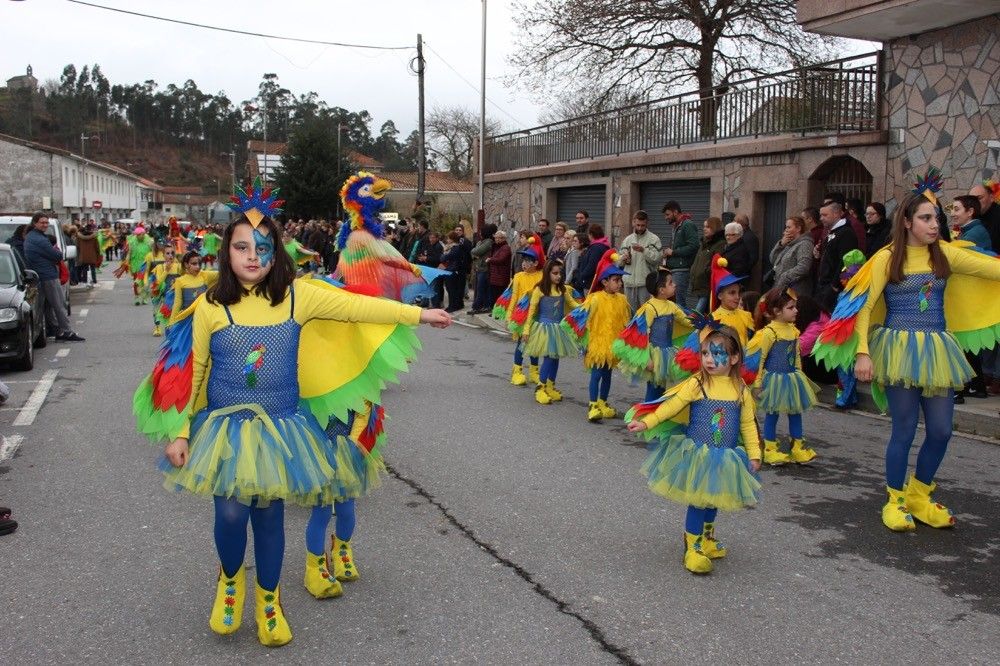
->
<box><xmin>761</xmin><ymin>192</ymin><xmax>788</xmax><ymax>274</ymax></box>
<box><xmin>556</xmin><ymin>185</ymin><xmax>607</xmax><ymax>227</ymax></box>
<box><xmin>639</xmin><ymin>179</ymin><xmax>711</xmax><ymax>243</ymax></box>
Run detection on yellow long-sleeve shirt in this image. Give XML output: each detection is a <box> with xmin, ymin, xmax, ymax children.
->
<box><xmin>637</xmin><ymin>296</ymin><xmax>691</xmax><ymax>333</ymax></box>
<box><xmin>507</xmin><ymin>269</ymin><xmax>542</xmax><ymax>318</ymax></box>
<box><xmin>746</xmin><ymin>320</ymin><xmax>800</xmax><ymax>389</ymax></box>
<box><xmin>153</xmin><ymin>260</ymin><xmax>183</xmax><ymax>294</ymax></box>
<box><xmin>640</xmin><ymin>374</ymin><xmax>761</xmax><ymax>460</ymax></box>
<box><xmin>712</xmin><ymin>306</ymin><xmax>755</xmax><ymax>349</ymax></box>
<box><xmin>584</xmin><ymin>290</ymin><xmax>632</xmax><ymax>368</ymax></box>
<box><xmin>526</xmin><ymin>286</ymin><xmax>578</xmax><ymax>323</ymax></box>
<box><xmin>179</xmin><ymin>280</ymin><xmax>421</xmax><ymax>438</ymax></box>
<box><xmin>169</xmin><ymin>271</ymin><xmax>219</xmax><ymax>322</ymax></box>
<box><xmin>855</xmin><ymin>243</ymin><xmax>1000</xmax><ymax>355</ymax></box>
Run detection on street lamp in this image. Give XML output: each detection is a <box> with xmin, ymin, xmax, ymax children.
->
<box><xmin>80</xmin><ymin>133</ymin><xmax>99</xmax><ymax>217</ymax></box>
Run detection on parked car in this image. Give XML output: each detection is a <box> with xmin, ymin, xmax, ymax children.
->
<box><xmin>0</xmin><ymin>214</ymin><xmax>75</xmax><ymax>315</ymax></box>
<box><xmin>0</xmin><ymin>243</ymin><xmax>46</xmax><ymax>371</ymax></box>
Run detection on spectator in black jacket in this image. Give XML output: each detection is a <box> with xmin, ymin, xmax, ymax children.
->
<box><xmin>863</xmin><ymin>202</ymin><xmax>891</xmax><ymax>257</ymax></box>
<box><xmin>572</xmin><ymin>223</ymin><xmax>610</xmax><ymax>294</ymax></box>
<box><xmin>416</xmin><ymin>230</ymin><xmax>444</xmax><ymax>307</ymax></box>
<box><xmin>814</xmin><ymin>201</ymin><xmax>860</xmax><ymax>312</ymax></box>
<box><xmin>5</xmin><ymin>225</ymin><xmax>27</xmax><ymax>262</ymax></box>
<box><xmin>720</xmin><ymin>222</ymin><xmax>752</xmax><ymax>278</ymax></box>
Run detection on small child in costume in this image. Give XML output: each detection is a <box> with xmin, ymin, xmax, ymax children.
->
<box><xmin>518</xmin><ymin>258</ymin><xmax>579</xmax><ymax>404</ymax></box>
<box><xmin>833</xmin><ymin>249</ymin><xmax>866</xmax><ymax>410</ymax></box>
<box><xmin>614</xmin><ymin>268</ymin><xmax>693</xmax><ymax>402</ymax></box>
<box><xmin>626</xmin><ymin>324</ymin><xmax>762</xmax><ymax>575</ymax></box>
<box><xmin>166</xmin><ymin>251</ymin><xmax>218</xmax><ymax>324</ymax></box>
<box><xmin>150</xmin><ymin>244</ymin><xmax>183</xmax><ymax>336</ymax></box>
<box><xmin>746</xmin><ymin>288</ymin><xmax>820</xmax><ymax>465</ymax></box>
<box><xmin>709</xmin><ymin>255</ymin><xmax>754</xmax><ymax>348</ymax></box>
<box><xmin>563</xmin><ymin>249</ymin><xmax>632</xmax><ymax>421</ymax></box>
<box><xmin>493</xmin><ymin>234</ymin><xmax>545</xmax><ymax>386</ymax></box>
<box><xmin>118</xmin><ymin>226</ymin><xmax>154</xmax><ymax>305</ymax></box>
<box><xmin>200</xmin><ymin>227</ymin><xmax>222</xmax><ymax>267</ymax></box>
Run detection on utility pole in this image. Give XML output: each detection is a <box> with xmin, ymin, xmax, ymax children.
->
<box><xmin>416</xmin><ymin>33</ymin><xmax>426</xmax><ymax>201</ymax></box>
<box><xmin>336</xmin><ymin>121</ymin><xmax>343</xmax><ymax>220</ymax></box>
<box><xmin>478</xmin><ymin>1</ymin><xmax>487</xmax><ymax>234</ymax></box>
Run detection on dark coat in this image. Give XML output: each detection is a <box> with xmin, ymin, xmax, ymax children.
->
<box><xmin>488</xmin><ymin>241</ymin><xmax>512</xmax><ymax>286</ymax></box>
<box><xmin>690</xmin><ymin>231</ymin><xmax>726</xmax><ymax>298</ymax></box>
<box><xmin>75</xmin><ymin>230</ymin><xmax>101</xmax><ymax>266</ymax></box>
<box><xmin>572</xmin><ymin>238</ymin><xmax>610</xmax><ymax>293</ymax></box>
<box><xmin>980</xmin><ymin>203</ymin><xmax>1000</xmax><ymax>251</ymax></box>
<box><xmin>864</xmin><ymin>221</ymin><xmax>892</xmax><ymax>258</ymax></box>
<box><xmin>24</xmin><ymin>228</ymin><xmax>62</xmax><ymax>281</ymax></box>
<box><xmin>720</xmin><ymin>239</ymin><xmax>751</xmax><ymax>279</ymax></box>
<box><xmin>815</xmin><ymin>223</ymin><xmax>860</xmax><ymax>312</ymax></box>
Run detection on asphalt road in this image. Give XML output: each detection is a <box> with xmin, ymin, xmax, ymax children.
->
<box><xmin>1</xmin><ymin>279</ymin><xmax>998</xmax><ymax>665</ymax></box>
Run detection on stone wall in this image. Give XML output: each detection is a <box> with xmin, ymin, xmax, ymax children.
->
<box><xmin>884</xmin><ymin>15</ymin><xmax>1000</xmax><ymax>210</ymax></box>
<box><xmin>0</xmin><ymin>139</ymin><xmax>57</xmax><ymax>212</ymax></box>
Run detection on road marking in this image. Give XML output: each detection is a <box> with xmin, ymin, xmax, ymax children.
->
<box><xmin>13</xmin><ymin>370</ymin><xmax>58</xmax><ymax>426</ymax></box>
<box><xmin>55</xmin><ymin>348</ymin><xmax>70</xmax><ymax>358</ymax></box>
<box><xmin>0</xmin><ymin>434</ymin><xmax>24</xmax><ymax>464</ymax></box>
<box><xmin>98</xmin><ymin>280</ymin><xmax>116</xmax><ymax>291</ymax></box>
<box><xmin>79</xmin><ymin>308</ymin><xmax>89</xmax><ymax>317</ymax></box>
<box><xmin>75</xmin><ymin>320</ymin><xmax>84</xmax><ymax>325</ymax></box>
<box><xmin>490</xmin><ymin>329</ymin><xmax>509</xmax><ymax>337</ymax></box>
<box><xmin>0</xmin><ymin>379</ymin><xmax>39</xmax><ymax>384</ymax></box>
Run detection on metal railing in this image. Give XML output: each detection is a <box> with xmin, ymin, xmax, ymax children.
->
<box><xmin>485</xmin><ymin>52</ymin><xmax>881</xmax><ymax>173</ymax></box>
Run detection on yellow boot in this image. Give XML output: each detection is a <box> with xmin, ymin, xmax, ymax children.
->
<box><xmin>904</xmin><ymin>476</ymin><xmax>956</xmax><ymax>528</ymax></box>
<box><xmin>208</xmin><ymin>565</ymin><xmax>245</xmax><ymax>635</ymax></box>
<box><xmin>152</xmin><ymin>324</ymin><xmax>163</xmax><ymax>337</ymax></box>
<box><xmin>881</xmin><ymin>486</ymin><xmax>916</xmax><ymax>532</ymax></box>
<box><xmin>597</xmin><ymin>399</ymin><xmax>617</xmax><ymax>419</ymax></box>
<box><xmin>683</xmin><ymin>532</ymin><xmax>713</xmax><ymax>574</ymax></box>
<box><xmin>587</xmin><ymin>401</ymin><xmax>603</xmax><ymax>422</ymax></box>
<box><xmin>789</xmin><ymin>438</ymin><xmax>816</xmax><ymax>464</ymax></box>
<box><xmin>332</xmin><ymin>536</ymin><xmax>360</xmax><ymax>582</ymax></box>
<box><xmin>701</xmin><ymin>523</ymin><xmax>727</xmax><ymax>559</ymax></box>
<box><xmin>303</xmin><ymin>551</ymin><xmax>342</xmax><ymax>599</ymax></box>
<box><xmin>255</xmin><ymin>582</ymin><xmax>292</xmax><ymax>647</ymax></box>
<box><xmin>529</xmin><ymin>364</ymin><xmax>541</xmax><ymax>385</ymax></box>
<box><xmin>762</xmin><ymin>440</ymin><xmax>791</xmax><ymax>466</ymax></box>
<box><xmin>544</xmin><ymin>380</ymin><xmax>563</xmax><ymax>402</ymax></box>
<box><xmin>534</xmin><ymin>384</ymin><xmax>552</xmax><ymax>404</ymax></box>
<box><xmin>510</xmin><ymin>364</ymin><xmax>527</xmax><ymax>386</ymax></box>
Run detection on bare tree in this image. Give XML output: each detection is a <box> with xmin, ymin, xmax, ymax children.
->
<box><xmin>426</xmin><ymin>106</ymin><xmax>502</xmax><ymax>178</ymax></box>
<box><xmin>510</xmin><ymin>0</ymin><xmax>840</xmax><ymax>133</ymax></box>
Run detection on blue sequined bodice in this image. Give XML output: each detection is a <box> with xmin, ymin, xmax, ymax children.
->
<box><xmin>685</xmin><ymin>398</ymin><xmax>741</xmax><ymax>449</ymax></box>
<box><xmin>763</xmin><ymin>339</ymin><xmax>796</xmax><ymax>373</ymax></box>
<box><xmin>538</xmin><ymin>295</ymin><xmax>565</xmax><ymax>324</ymax></box>
<box><xmin>649</xmin><ymin>314</ymin><xmax>675</xmax><ymax>348</ymax></box>
<box><xmin>181</xmin><ymin>285</ymin><xmax>207</xmax><ymax>310</ymax></box>
<box><xmin>206</xmin><ymin>311</ymin><xmax>300</xmax><ymax>417</ymax></box>
<box><xmin>883</xmin><ymin>273</ymin><xmax>946</xmax><ymax>332</ymax></box>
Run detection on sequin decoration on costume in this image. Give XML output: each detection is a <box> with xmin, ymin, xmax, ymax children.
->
<box><xmin>711</xmin><ymin>407</ymin><xmax>725</xmax><ymax>446</ymax></box>
<box><xmin>263</xmin><ymin>592</ymin><xmax>277</xmax><ymax>631</ymax></box>
<box><xmin>244</xmin><ymin>344</ymin><xmax>266</xmax><ymax>388</ymax></box>
<box><xmin>223</xmin><ymin>578</ymin><xmax>237</xmax><ymax>626</ymax></box>
<box><xmin>918</xmin><ymin>280</ymin><xmax>932</xmax><ymax>313</ymax></box>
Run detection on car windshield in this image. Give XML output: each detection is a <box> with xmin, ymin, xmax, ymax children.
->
<box><xmin>0</xmin><ymin>223</ymin><xmax>23</xmax><ymax>244</ymax></box>
<box><xmin>0</xmin><ymin>250</ymin><xmax>18</xmax><ymax>286</ymax></box>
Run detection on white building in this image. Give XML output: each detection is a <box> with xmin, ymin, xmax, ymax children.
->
<box><xmin>0</xmin><ymin>132</ymin><xmax>142</xmax><ymax>221</ymax></box>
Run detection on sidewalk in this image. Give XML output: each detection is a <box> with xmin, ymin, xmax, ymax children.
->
<box><xmin>460</xmin><ymin>311</ymin><xmax>1000</xmax><ymax>441</ymax></box>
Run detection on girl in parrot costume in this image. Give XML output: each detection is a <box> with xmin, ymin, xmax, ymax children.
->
<box><xmin>163</xmin><ymin>250</ymin><xmax>218</xmax><ymax>325</ymax></box>
<box><xmin>133</xmin><ymin>178</ymin><xmax>452</xmax><ymax>647</ymax></box>
<box><xmin>116</xmin><ymin>226</ymin><xmax>154</xmax><ymax>305</ymax></box>
<box><xmin>493</xmin><ymin>234</ymin><xmax>545</xmax><ymax>387</ymax></box>
<box><xmin>813</xmin><ymin>172</ymin><xmax>1000</xmax><ymax>533</ymax></box>
<box><xmin>150</xmin><ymin>244</ymin><xmax>183</xmax><ymax>336</ymax></box>
<box><xmin>519</xmin><ymin>258</ymin><xmax>580</xmax><ymax>405</ymax></box>
<box><xmin>200</xmin><ymin>226</ymin><xmax>222</xmax><ymax>267</ymax></box>
<box><xmin>613</xmin><ymin>268</ymin><xmax>693</xmax><ymax>402</ymax></box>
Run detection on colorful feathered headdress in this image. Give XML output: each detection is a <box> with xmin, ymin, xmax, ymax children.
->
<box><xmin>588</xmin><ymin>248</ymin><xmax>627</xmax><ymax>293</ymax></box>
<box><xmin>227</xmin><ymin>176</ymin><xmax>284</xmax><ymax>228</ymax></box>
<box><xmin>984</xmin><ymin>178</ymin><xmax>1000</xmax><ymax>205</ymax></box>
<box><xmin>912</xmin><ymin>167</ymin><xmax>943</xmax><ymax>207</ymax></box>
<box><xmin>709</xmin><ymin>254</ymin><xmax>747</xmax><ymax>311</ymax></box>
<box><xmin>516</xmin><ymin>233</ymin><xmax>546</xmax><ymax>265</ymax></box>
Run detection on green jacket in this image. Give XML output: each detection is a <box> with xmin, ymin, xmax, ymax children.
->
<box><xmin>664</xmin><ymin>215</ymin><xmax>699</xmax><ymax>270</ymax></box>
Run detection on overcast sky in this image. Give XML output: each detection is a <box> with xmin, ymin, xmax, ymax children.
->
<box><xmin>3</xmin><ymin>0</ymin><xmax>542</xmax><ymax>135</ymax></box>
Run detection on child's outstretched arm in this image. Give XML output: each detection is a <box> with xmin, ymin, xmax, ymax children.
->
<box><xmin>297</xmin><ymin>279</ymin><xmax>451</xmax><ymax>328</ymax></box>
<box><xmin>626</xmin><ymin>378</ymin><xmax>696</xmax><ymax>431</ymax></box>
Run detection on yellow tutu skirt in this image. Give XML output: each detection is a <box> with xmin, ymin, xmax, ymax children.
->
<box><xmin>869</xmin><ymin>326</ymin><xmax>972</xmax><ymax>395</ymax></box>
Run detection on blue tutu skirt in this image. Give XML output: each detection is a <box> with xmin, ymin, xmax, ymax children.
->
<box><xmin>757</xmin><ymin>369</ymin><xmax>820</xmax><ymax>414</ymax></box>
<box><xmin>523</xmin><ymin>320</ymin><xmax>579</xmax><ymax>359</ymax></box>
<box><xmin>869</xmin><ymin>326</ymin><xmax>971</xmax><ymax>395</ymax></box>
<box><xmin>640</xmin><ymin>435</ymin><xmax>761</xmax><ymax>511</ymax></box>
<box><xmin>159</xmin><ymin>403</ymin><xmax>343</xmax><ymax>506</ymax></box>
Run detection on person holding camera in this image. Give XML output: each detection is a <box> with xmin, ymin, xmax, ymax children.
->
<box><xmin>618</xmin><ymin>210</ymin><xmax>661</xmax><ymax>312</ymax></box>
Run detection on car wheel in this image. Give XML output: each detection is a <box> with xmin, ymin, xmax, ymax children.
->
<box><xmin>14</xmin><ymin>321</ymin><xmax>34</xmax><ymax>371</ymax></box>
<box><xmin>34</xmin><ymin>313</ymin><xmax>47</xmax><ymax>349</ymax></box>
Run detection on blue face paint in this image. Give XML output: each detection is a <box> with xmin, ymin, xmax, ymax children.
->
<box><xmin>253</xmin><ymin>228</ymin><xmax>275</xmax><ymax>268</ymax></box>
<box><xmin>709</xmin><ymin>342</ymin><xmax>730</xmax><ymax>368</ymax></box>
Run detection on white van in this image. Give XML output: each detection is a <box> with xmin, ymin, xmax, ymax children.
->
<box><xmin>0</xmin><ymin>214</ymin><xmax>76</xmax><ymax>315</ymax></box>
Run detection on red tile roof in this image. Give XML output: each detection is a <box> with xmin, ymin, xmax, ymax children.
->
<box><xmin>161</xmin><ymin>186</ymin><xmax>204</xmax><ymax>195</ymax></box>
<box><xmin>379</xmin><ymin>170</ymin><xmax>475</xmax><ymax>193</ymax></box>
<box><xmin>347</xmin><ymin>151</ymin><xmax>383</xmax><ymax>169</ymax></box>
<box><xmin>246</xmin><ymin>139</ymin><xmax>287</xmax><ymax>155</ymax></box>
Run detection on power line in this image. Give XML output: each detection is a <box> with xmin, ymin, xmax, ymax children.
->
<box><xmin>422</xmin><ymin>41</ymin><xmax>527</xmax><ymax>128</ymax></box>
<box><xmin>64</xmin><ymin>0</ymin><xmax>412</xmax><ymax>50</ymax></box>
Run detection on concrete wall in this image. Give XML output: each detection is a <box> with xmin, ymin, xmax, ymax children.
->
<box><xmin>883</xmin><ymin>15</ymin><xmax>1000</xmax><ymax>210</ymax></box>
<box><xmin>0</xmin><ymin>139</ymin><xmax>58</xmax><ymax>212</ymax></box>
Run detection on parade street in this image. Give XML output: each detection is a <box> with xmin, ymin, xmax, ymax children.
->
<box><xmin>1</xmin><ymin>279</ymin><xmax>998</xmax><ymax>666</ymax></box>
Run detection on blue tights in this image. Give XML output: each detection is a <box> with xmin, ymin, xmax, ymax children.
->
<box><xmin>685</xmin><ymin>506</ymin><xmax>719</xmax><ymax>534</ymax></box>
<box><xmin>762</xmin><ymin>412</ymin><xmax>803</xmax><ymax>440</ymax></box>
<box><xmin>539</xmin><ymin>357</ymin><xmax>559</xmax><ymax>383</ymax></box>
<box><xmin>884</xmin><ymin>386</ymin><xmax>954</xmax><ymax>490</ymax></box>
<box><xmin>305</xmin><ymin>500</ymin><xmax>357</xmax><ymax>555</ymax></box>
<box><xmin>588</xmin><ymin>366</ymin><xmax>612</xmax><ymax>402</ymax></box>
<box><xmin>513</xmin><ymin>343</ymin><xmax>538</xmax><ymax>368</ymax></box>
<box><xmin>213</xmin><ymin>496</ymin><xmax>284</xmax><ymax>591</ymax></box>
<box><xmin>644</xmin><ymin>382</ymin><xmax>663</xmax><ymax>402</ymax></box>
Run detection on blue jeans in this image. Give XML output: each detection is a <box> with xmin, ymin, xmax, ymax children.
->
<box><xmin>472</xmin><ymin>270</ymin><xmax>489</xmax><ymax>311</ymax></box>
<box><xmin>671</xmin><ymin>269</ymin><xmax>690</xmax><ymax>309</ymax></box>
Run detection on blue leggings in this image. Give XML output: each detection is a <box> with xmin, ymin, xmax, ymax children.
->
<box><xmin>884</xmin><ymin>386</ymin><xmax>953</xmax><ymax>490</ymax></box>
<box><xmin>213</xmin><ymin>496</ymin><xmax>284</xmax><ymax>591</ymax></box>
<box><xmin>588</xmin><ymin>366</ymin><xmax>612</xmax><ymax>401</ymax></box>
<box><xmin>644</xmin><ymin>382</ymin><xmax>663</xmax><ymax>402</ymax></box>
<box><xmin>513</xmin><ymin>343</ymin><xmax>538</xmax><ymax>368</ymax></box>
<box><xmin>685</xmin><ymin>506</ymin><xmax>719</xmax><ymax>534</ymax></box>
<box><xmin>539</xmin><ymin>357</ymin><xmax>560</xmax><ymax>383</ymax></box>
<box><xmin>305</xmin><ymin>500</ymin><xmax>357</xmax><ymax>555</ymax></box>
<box><xmin>762</xmin><ymin>412</ymin><xmax>803</xmax><ymax>440</ymax></box>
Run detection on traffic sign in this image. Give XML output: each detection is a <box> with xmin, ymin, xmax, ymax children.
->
<box><xmin>92</xmin><ymin>201</ymin><xmax>103</xmax><ymax>209</ymax></box>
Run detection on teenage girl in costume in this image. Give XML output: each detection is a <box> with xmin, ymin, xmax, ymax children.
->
<box><xmin>627</xmin><ymin>324</ymin><xmax>762</xmax><ymax>575</ymax></box>
<box><xmin>563</xmin><ymin>249</ymin><xmax>632</xmax><ymax>422</ymax></box>
<box><xmin>747</xmin><ymin>288</ymin><xmax>819</xmax><ymax>466</ymax></box>
<box><xmin>815</xmin><ymin>191</ymin><xmax>1000</xmax><ymax>532</ymax></box>
<box><xmin>519</xmin><ymin>258</ymin><xmax>579</xmax><ymax>405</ymax></box>
<box><xmin>614</xmin><ymin>268</ymin><xmax>692</xmax><ymax>402</ymax></box>
<box><xmin>493</xmin><ymin>234</ymin><xmax>545</xmax><ymax>386</ymax></box>
<box><xmin>144</xmin><ymin>210</ymin><xmax>450</xmax><ymax>647</ymax></box>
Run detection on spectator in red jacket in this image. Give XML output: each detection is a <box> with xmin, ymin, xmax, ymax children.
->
<box><xmin>486</xmin><ymin>230</ymin><xmax>512</xmax><ymax>306</ymax></box>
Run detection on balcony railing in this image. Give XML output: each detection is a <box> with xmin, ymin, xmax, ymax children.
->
<box><xmin>485</xmin><ymin>52</ymin><xmax>881</xmax><ymax>173</ymax></box>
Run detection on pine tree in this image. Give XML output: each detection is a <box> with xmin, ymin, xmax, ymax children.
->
<box><xmin>273</xmin><ymin>116</ymin><xmax>346</xmax><ymax>220</ymax></box>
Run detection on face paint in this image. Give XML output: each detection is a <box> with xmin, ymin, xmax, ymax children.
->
<box><xmin>253</xmin><ymin>227</ymin><xmax>275</xmax><ymax>268</ymax></box>
<box><xmin>709</xmin><ymin>342</ymin><xmax>730</xmax><ymax>368</ymax></box>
